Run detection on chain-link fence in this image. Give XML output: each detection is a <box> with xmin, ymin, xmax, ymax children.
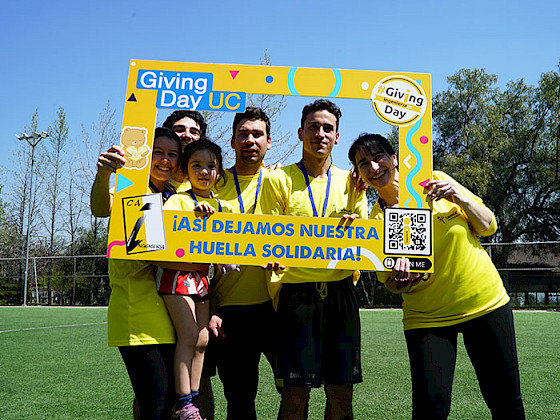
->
<box><xmin>0</xmin><ymin>255</ymin><xmax>109</xmax><ymax>306</ymax></box>
<box><xmin>354</xmin><ymin>241</ymin><xmax>560</xmax><ymax>309</ymax></box>
<box><xmin>1</xmin><ymin>242</ymin><xmax>559</xmax><ymax>307</ymax></box>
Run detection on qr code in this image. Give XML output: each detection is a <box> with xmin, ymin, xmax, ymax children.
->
<box><xmin>384</xmin><ymin>208</ymin><xmax>431</xmax><ymax>256</ymax></box>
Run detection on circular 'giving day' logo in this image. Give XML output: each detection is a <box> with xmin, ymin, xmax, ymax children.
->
<box><xmin>371</xmin><ymin>75</ymin><xmax>427</xmax><ymax>127</ymax></box>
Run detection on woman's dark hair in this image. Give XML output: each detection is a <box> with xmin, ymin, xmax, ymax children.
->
<box><xmin>181</xmin><ymin>137</ymin><xmax>226</xmax><ymax>188</ymax></box>
<box><xmin>348</xmin><ymin>133</ymin><xmax>396</xmax><ymax>168</ymax></box>
<box><xmin>154</xmin><ymin>126</ymin><xmax>182</xmax><ymax>150</ymax></box>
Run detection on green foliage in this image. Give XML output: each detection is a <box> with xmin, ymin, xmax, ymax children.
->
<box><xmin>0</xmin><ymin>279</ymin><xmax>21</xmax><ymax>305</ymax></box>
<box><xmin>0</xmin><ymin>184</ymin><xmax>10</xmax><ymax>254</ymax></box>
<box><xmin>1</xmin><ymin>62</ymin><xmax>559</xmax><ymax>306</ymax></box>
<box><xmin>0</xmin><ymin>185</ymin><xmax>4</xmax><ymax>219</ymax></box>
<box><xmin>433</xmin><ymin>66</ymin><xmax>560</xmax><ymax>242</ymax></box>
<box><xmin>70</xmin><ymin>225</ymin><xmax>108</xmax><ymax>256</ymax></box>
<box><xmin>57</xmin><ymin>227</ymin><xmax>109</xmax><ymax>305</ymax></box>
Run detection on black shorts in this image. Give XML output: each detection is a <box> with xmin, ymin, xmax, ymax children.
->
<box><xmin>274</xmin><ymin>276</ymin><xmax>362</xmax><ymax>388</ymax></box>
<box><xmin>158</xmin><ymin>292</ymin><xmax>210</xmax><ymax>303</ymax></box>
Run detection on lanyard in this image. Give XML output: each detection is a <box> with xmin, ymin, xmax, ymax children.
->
<box><xmin>187</xmin><ymin>189</ymin><xmax>222</xmax><ymax>212</ymax></box>
<box><xmin>149</xmin><ymin>181</ymin><xmax>173</xmax><ymax>203</ymax></box>
<box><xmin>232</xmin><ymin>167</ymin><xmax>262</xmax><ymax>214</ymax></box>
<box><xmin>297</xmin><ymin>161</ymin><xmax>332</xmax><ymax>218</ymax></box>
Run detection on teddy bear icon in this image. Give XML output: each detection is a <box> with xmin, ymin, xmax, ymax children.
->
<box><xmin>120</xmin><ymin>127</ymin><xmax>150</xmax><ymax>169</ymax></box>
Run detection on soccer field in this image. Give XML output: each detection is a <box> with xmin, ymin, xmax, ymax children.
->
<box><xmin>1</xmin><ymin>307</ymin><xmax>558</xmax><ymax>419</ymax></box>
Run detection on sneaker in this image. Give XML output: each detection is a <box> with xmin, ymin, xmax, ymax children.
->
<box><xmin>191</xmin><ymin>398</ymin><xmax>207</xmax><ymax>420</ymax></box>
<box><xmin>171</xmin><ymin>403</ymin><xmax>203</xmax><ymax>420</ymax></box>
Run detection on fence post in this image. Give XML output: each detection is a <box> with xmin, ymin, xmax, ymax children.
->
<box><xmin>33</xmin><ymin>258</ymin><xmax>39</xmax><ymax>305</ymax></box>
<box><xmin>72</xmin><ymin>256</ymin><xmax>76</xmax><ymax>306</ymax></box>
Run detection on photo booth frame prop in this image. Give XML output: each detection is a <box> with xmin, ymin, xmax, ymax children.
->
<box><xmin>107</xmin><ymin>60</ymin><xmax>434</xmax><ymax>272</ymax></box>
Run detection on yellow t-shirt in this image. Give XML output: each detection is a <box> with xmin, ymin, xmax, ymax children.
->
<box><xmin>107</xmin><ymin>185</ymin><xmax>176</xmax><ymax>346</ymax></box>
<box><xmin>107</xmin><ymin>259</ymin><xmax>176</xmax><ymax>346</ymax></box>
<box><xmin>170</xmin><ymin>178</ymin><xmax>191</xmax><ymax>193</ymax></box>
<box><xmin>256</xmin><ymin>163</ymin><xmax>368</xmax><ymax>300</ymax></box>
<box><xmin>211</xmin><ymin>168</ymin><xmax>271</xmax><ymax>307</ymax></box>
<box><xmin>372</xmin><ymin>171</ymin><xmax>509</xmax><ymax>330</ymax></box>
<box><xmin>164</xmin><ymin>191</ymin><xmax>233</xmax><ymax>213</ymax></box>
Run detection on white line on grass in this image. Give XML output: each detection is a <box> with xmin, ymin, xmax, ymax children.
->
<box><xmin>0</xmin><ymin>322</ymin><xmax>107</xmax><ymax>334</ymax></box>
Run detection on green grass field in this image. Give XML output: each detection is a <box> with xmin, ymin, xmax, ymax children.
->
<box><xmin>1</xmin><ymin>307</ymin><xmax>558</xmax><ymax>419</ymax></box>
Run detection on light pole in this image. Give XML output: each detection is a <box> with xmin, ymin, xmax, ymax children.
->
<box><xmin>15</xmin><ymin>131</ymin><xmax>49</xmax><ymax>306</ymax></box>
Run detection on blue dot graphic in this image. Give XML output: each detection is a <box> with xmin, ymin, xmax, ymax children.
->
<box><xmin>265</xmin><ymin>75</ymin><xmax>273</xmax><ymax>83</ymax></box>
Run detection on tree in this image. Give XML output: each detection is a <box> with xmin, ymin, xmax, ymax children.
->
<box><xmin>75</xmin><ymin>101</ymin><xmax>118</xmax><ymax>246</ymax></box>
<box><xmin>1</xmin><ymin>110</ymin><xmax>49</xmax><ymax>302</ymax></box>
<box><xmin>432</xmin><ymin>69</ymin><xmax>499</xmax><ymax>197</ymax></box>
<box><xmin>71</xmin><ymin>225</ymin><xmax>110</xmax><ymax>304</ymax></box>
<box><xmin>204</xmin><ymin>50</ymin><xmax>298</xmax><ymax>168</ymax></box>
<box><xmin>0</xmin><ymin>185</ymin><xmax>6</xmax><ymax>243</ymax></box>
<box><xmin>3</xmin><ymin>110</ymin><xmax>44</xmax><ymax>258</ymax></box>
<box><xmin>433</xmin><ymin>66</ymin><xmax>560</xmax><ymax>244</ymax></box>
<box><xmin>42</xmin><ymin>106</ymin><xmax>69</xmax><ymax>255</ymax></box>
<box><xmin>39</xmin><ymin>106</ymin><xmax>69</xmax><ymax>303</ymax></box>
<box><xmin>201</xmin><ymin>109</ymin><xmax>231</xmax><ymax>161</ymax></box>
<box><xmin>0</xmin><ymin>182</ymin><xmax>31</xmax><ymax>304</ymax></box>
<box><xmin>246</xmin><ymin>50</ymin><xmax>296</xmax><ymax>165</ymax></box>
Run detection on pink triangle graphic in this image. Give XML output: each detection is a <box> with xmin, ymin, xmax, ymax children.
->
<box><xmin>230</xmin><ymin>70</ymin><xmax>239</xmax><ymax>80</ymax></box>
<box><xmin>419</xmin><ymin>178</ymin><xmax>431</xmax><ymax>188</ymax></box>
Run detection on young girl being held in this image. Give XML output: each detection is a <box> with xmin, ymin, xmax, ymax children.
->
<box><xmin>157</xmin><ymin>138</ymin><xmax>234</xmax><ymax>420</ymax></box>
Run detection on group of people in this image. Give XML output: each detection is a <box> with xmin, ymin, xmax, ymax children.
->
<box><xmin>91</xmin><ymin>100</ymin><xmax>526</xmax><ymax>420</ymax></box>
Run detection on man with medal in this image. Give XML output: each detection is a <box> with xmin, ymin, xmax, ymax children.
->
<box><xmin>256</xmin><ymin>100</ymin><xmax>368</xmax><ymax>420</ymax></box>
<box><xmin>209</xmin><ymin>107</ymin><xmax>277</xmax><ymax>420</ymax></box>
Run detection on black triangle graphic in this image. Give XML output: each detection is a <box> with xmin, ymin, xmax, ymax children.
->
<box><xmin>128</xmin><ymin>93</ymin><xmax>137</xmax><ymax>102</ymax></box>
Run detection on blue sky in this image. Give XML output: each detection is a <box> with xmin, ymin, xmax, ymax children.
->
<box><xmin>1</xmin><ymin>0</ymin><xmax>559</xmax><ymax>172</ymax></box>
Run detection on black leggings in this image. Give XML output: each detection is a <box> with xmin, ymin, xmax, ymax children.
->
<box><xmin>404</xmin><ymin>303</ymin><xmax>525</xmax><ymax>420</ymax></box>
<box><xmin>119</xmin><ymin>344</ymin><xmax>176</xmax><ymax>420</ymax></box>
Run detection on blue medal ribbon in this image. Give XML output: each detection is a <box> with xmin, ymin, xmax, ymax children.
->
<box><xmin>297</xmin><ymin>161</ymin><xmax>331</xmax><ymax>218</ymax></box>
<box><xmin>187</xmin><ymin>189</ymin><xmax>222</xmax><ymax>212</ymax></box>
<box><xmin>231</xmin><ymin>167</ymin><xmax>262</xmax><ymax>214</ymax></box>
